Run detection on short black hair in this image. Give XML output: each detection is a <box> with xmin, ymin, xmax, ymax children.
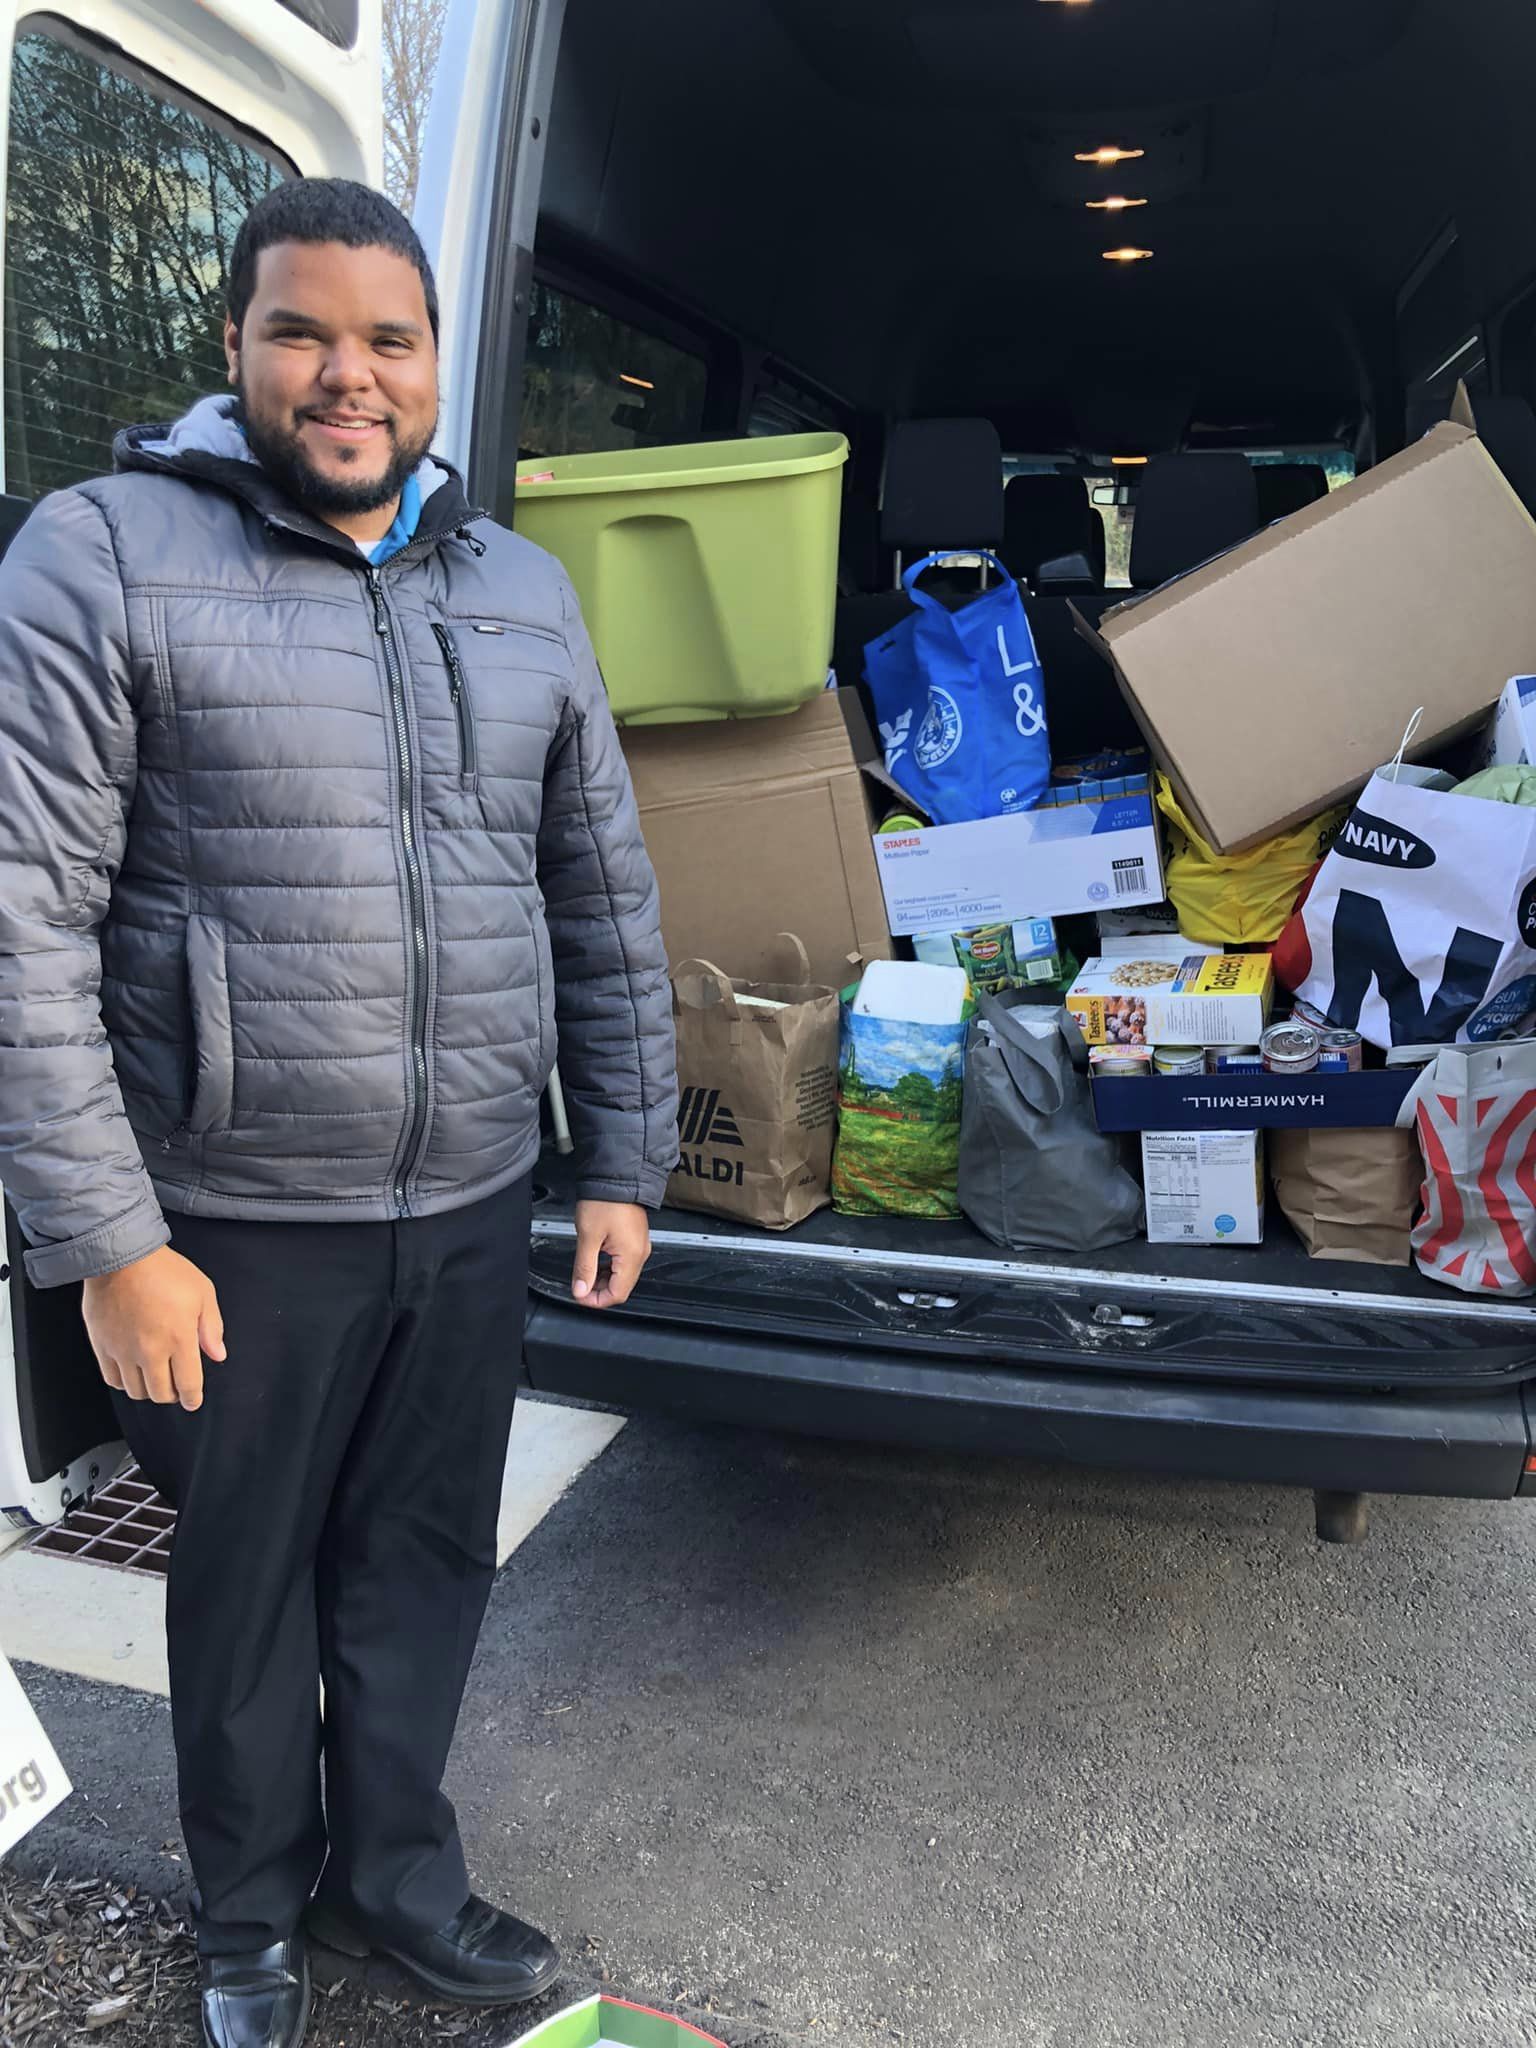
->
<box><xmin>227</xmin><ymin>177</ymin><xmax>440</xmax><ymax>344</ymax></box>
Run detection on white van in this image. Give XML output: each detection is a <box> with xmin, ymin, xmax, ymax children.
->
<box><xmin>4</xmin><ymin>0</ymin><xmax>1536</xmax><ymax>1546</ymax></box>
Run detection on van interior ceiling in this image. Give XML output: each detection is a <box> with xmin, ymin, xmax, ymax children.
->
<box><xmin>532</xmin><ymin>0</ymin><xmax>1536</xmax><ymax>468</ymax></box>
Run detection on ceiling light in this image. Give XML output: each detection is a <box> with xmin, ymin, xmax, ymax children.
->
<box><xmin>1086</xmin><ymin>196</ymin><xmax>1147</xmax><ymax>212</ymax></box>
<box><xmin>1111</xmin><ymin>455</ymin><xmax>1149</xmax><ymax>467</ymax></box>
<box><xmin>1103</xmin><ymin>246</ymin><xmax>1154</xmax><ymax>263</ymax></box>
<box><xmin>1075</xmin><ymin>146</ymin><xmax>1145</xmax><ymax>166</ymax></box>
<box><xmin>619</xmin><ymin>373</ymin><xmax>655</xmax><ymax>390</ymax></box>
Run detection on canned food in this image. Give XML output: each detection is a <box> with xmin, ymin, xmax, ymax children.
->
<box><xmin>1206</xmin><ymin>1045</ymin><xmax>1261</xmax><ymax>1074</ymax></box>
<box><xmin>1317</xmin><ymin>1028</ymin><xmax>1363</xmax><ymax>1073</ymax></box>
<box><xmin>1090</xmin><ymin>1045</ymin><xmax>1153</xmax><ymax>1076</ymax></box>
<box><xmin>952</xmin><ymin>923</ymin><xmax>1017</xmax><ymax>995</ymax></box>
<box><xmin>1262</xmin><ymin>1021</ymin><xmax>1321</xmax><ymax>1074</ymax></box>
<box><xmin>1152</xmin><ymin>1046</ymin><xmax>1205</xmax><ymax>1076</ymax></box>
<box><xmin>1291</xmin><ymin>998</ymin><xmax>1331</xmax><ymax>1031</ymax></box>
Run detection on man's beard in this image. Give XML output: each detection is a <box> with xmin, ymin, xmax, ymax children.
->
<box><xmin>232</xmin><ymin>381</ymin><xmax>437</xmax><ymax>519</ymax></box>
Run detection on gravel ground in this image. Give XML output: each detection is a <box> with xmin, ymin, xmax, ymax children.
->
<box><xmin>0</xmin><ymin>1867</ymin><xmax>767</xmax><ymax>2048</ymax></box>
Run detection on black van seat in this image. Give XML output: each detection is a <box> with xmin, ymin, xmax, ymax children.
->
<box><xmin>837</xmin><ymin>489</ymin><xmax>881</xmax><ymax>596</ymax></box>
<box><xmin>832</xmin><ymin>418</ymin><xmax>1004</xmax><ymax>697</ymax></box>
<box><xmin>1000</xmin><ymin>473</ymin><xmax>1105</xmax><ymax>591</ymax></box>
<box><xmin>1255</xmin><ymin>462</ymin><xmax>1329</xmax><ymax>523</ymax></box>
<box><xmin>1460</xmin><ymin>396</ymin><xmax>1536</xmax><ymax>521</ymax></box>
<box><xmin>1128</xmin><ymin>451</ymin><xmax>1261</xmax><ymax>590</ymax></box>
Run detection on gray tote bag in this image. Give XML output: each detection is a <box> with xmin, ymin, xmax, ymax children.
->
<box><xmin>958</xmin><ymin>990</ymin><xmax>1143</xmax><ymax>1253</ymax></box>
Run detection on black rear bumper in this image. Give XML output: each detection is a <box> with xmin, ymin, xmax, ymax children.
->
<box><xmin>524</xmin><ymin>1300</ymin><xmax>1534</xmax><ymax>1500</ymax></box>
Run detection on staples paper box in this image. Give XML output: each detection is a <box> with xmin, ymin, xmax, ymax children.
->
<box><xmin>1080</xmin><ymin>424</ymin><xmax>1536</xmax><ymax>852</ymax></box>
<box><xmin>1478</xmin><ymin>675</ymin><xmax>1536</xmax><ymax>768</ymax></box>
<box><xmin>621</xmin><ymin>692</ymin><xmax>893</xmax><ymax>991</ymax></box>
<box><xmin>1142</xmin><ymin>1131</ymin><xmax>1265</xmax><ymax>1245</ymax></box>
<box><xmin>871</xmin><ymin>792</ymin><xmax>1165</xmax><ymax>936</ymax></box>
<box><xmin>1066</xmin><ymin>951</ymin><xmax>1273</xmax><ymax>1047</ymax></box>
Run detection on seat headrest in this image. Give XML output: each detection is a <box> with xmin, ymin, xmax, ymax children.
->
<box><xmin>1129</xmin><ymin>452</ymin><xmax>1261</xmax><ymax>590</ymax></box>
<box><xmin>1001</xmin><ymin>474</ymin><xmax>1105</xmax><ymax>589</ymax></box>
<box><xmin>1255</xmin><ymin>463</ymin><xmax>1329</xmax><ymax>523</ymax></box>
<box><xmin>881</xmin><ymin>418</ymin><xmax>1003</xmax><ymax>552</ymax></box>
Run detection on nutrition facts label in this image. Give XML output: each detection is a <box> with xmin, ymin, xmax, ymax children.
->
<box><xmin>1143</xmin><ymin>1132</ymin><xmax>1263</xmax><ymax>1245</ymax></box>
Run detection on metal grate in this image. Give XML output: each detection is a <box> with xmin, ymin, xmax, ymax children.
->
<box><xmin>29</xmin><ymin>1465</ymin><xmax>174</xmax><ymax>1577</ymax></box>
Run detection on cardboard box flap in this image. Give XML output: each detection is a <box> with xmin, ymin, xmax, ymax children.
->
<box><xmin>622</xmin><ymin>690</ymin><xmax>857</xmax><ymax>810</ymax></box>
<box><xmin>1080</xmin><ymin>423</ymin><xmax>1536</xmax><ymax>853</ymax></box>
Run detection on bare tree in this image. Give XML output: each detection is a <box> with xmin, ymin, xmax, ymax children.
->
<box><xmin>383</xmin><ymin>0</ymin><xmax>449</xmax><ymax>213</ymax></box>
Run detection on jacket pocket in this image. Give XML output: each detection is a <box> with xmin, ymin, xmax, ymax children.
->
<box><xmin>431</xmin><ymin>621</ymin><xmax>479</xmax><ymax>791</ymax></box>
<box><xmin>185</xmin><ymin>913</ymin><xmax>235</xmax><ymax>1135</ymax></box>
<box><xmin>533</xmin><ymin>899</ymin><xmax>556</xmax><ymax>1082</ymax></box>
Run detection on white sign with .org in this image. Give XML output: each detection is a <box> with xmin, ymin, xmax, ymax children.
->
<box><xmin>0</xmin><ymin>1648</ymin><xmax>70</xmax><ymax>1855</ymax></box>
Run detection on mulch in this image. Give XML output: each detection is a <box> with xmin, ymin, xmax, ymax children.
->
<box><xmin>0</xmin><ymin>1866</ymin><xmax>585</xmax><ymax>2047</ymax></box>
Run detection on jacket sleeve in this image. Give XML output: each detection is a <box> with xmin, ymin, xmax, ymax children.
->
<box><xmin>0</xmin><ymin>489</ymin><xmax>171</xmax><ymax>1286</ymax></box>
<box><xmin>537</xmin><ymin>573</ymin><xmax>679</xmax><ymax>1207</ymax></box>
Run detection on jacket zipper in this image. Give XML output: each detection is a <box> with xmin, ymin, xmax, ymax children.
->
<box><xmin>431</xmin><ymin>621</ymin><xmax>479</xmax><ymax>789</ymax></box>
<box><xmin>368</xmin><ymin>567</ymin><xmax>431</xmax><ymax>1218</ymax></box>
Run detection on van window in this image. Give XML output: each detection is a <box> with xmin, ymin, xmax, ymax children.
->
<box><xmin>3</xmin><ymin>27</ymin><xmax>286</xmax><ymax>501</ymax></box>
<box><xmin>748</xmin><ymin>371</ymin><xmax>843</xmax><ymax>438</ymax></box>
<box><xmin>520</xmin><ymin>280</ymin><xmax>708</xmax><ymax>458</ymax></box>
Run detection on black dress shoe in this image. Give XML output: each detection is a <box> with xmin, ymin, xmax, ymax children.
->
<box><xmin>306</xmin><ymin>1894</ymin><xmax>559</xmax><ymax>2006</ymax></box>
<box><xmin>200</xmin><ymin>1938</ymin><xmax>310</xmax><ymax>2048</ymax></box>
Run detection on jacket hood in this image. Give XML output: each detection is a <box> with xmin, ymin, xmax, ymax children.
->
<box><xmin>113</xmin><ymin>395</ymin><xmax>477</xmax><ymax>561</ymax></box>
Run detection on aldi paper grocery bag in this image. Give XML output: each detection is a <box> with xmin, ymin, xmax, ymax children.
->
<box><xmin>0</xmin><ymin>1649</ymin><xmax>70</xmax><ymax>1855</ymax></box>
<box><xmin>1269</xmin><ymin>1126</ymin><xmax>1421</xmax><ymax>1266</ymax></box>
<box><xmin>668</xmin><ymin>940</ymin><xmax>839</xmax><ymax>1230</ymax></box>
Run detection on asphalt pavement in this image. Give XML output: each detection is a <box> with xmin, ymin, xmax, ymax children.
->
<box><xmin>15</xmin><ymin>1407</ymin><xmax>1536</xmax><ymax>2047</ymax></box>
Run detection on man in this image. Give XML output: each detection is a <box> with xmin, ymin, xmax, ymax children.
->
<box><xmin>0</xmin><ymin>179</ymin><xmax>678</xmax><ymax>2048</ymax></box>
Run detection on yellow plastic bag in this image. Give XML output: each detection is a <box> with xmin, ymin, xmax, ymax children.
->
<box><xmin>1154</xmin><ymin>776</ymin><xmax>1349</xmax><ymax>945</ymax></box>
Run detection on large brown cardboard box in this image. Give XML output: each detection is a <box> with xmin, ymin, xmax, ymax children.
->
<box><xmin>621</xmin><ymin>692</ymin><xmax>893</xmax><ymax>992</ymax></box>
<box><xmin>1081</xmin><ymin>423</ymin><xmax>1536</xmax><ymax>853</ymax></box>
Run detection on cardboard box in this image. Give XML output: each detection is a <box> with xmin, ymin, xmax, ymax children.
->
<box><xmin>1080</xmin><ymin>423</ymin><xmax>1536</xmax><ymax>853</ymax></box>
<box><xmin>1142</xmin><ymin>1130</ymin><xmax>1265</xmax><ymax>1245</ymax></box>
<box><xmin>621</xmin><ymin>692</ymin><xmax>893</xmax><ymax>992</ymax></box>
<box><xmin>1065</xmin><ymin>951</ymin><xmax>1274</xmax><ymax>1048</ymax></box>
<box><xmin>1094</xmin><ymin>1067</ymin><xmax>1417</xmax><ymax>1133</ymax></box>
<box><xmin>870</xmin><ymin>793</ymin><xmax>1165</xmax><ymax>935</ymax></box>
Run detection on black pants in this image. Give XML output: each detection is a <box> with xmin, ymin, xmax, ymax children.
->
<box><xmin>113</xmin><ymin>1177</ymin><xmax>532</xmax><ymax>1957</ymax></box>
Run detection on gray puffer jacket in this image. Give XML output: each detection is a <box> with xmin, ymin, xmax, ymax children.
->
<box><xmin>0</xmin><ymin>396</ymin><xmax>678</xmax><ymax>1288</ymax></box>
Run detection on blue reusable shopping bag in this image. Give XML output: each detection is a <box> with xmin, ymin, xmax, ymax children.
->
<box><xmin>863</xmin><ymin>552</ymin><xmax>1051</xmax><ymax>826</ymax></box>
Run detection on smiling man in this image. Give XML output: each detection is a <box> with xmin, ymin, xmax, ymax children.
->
<box><xmin>0</xmin><ymin>181</ymin><xmax>677</xmax><ymax>2048</ymax></box>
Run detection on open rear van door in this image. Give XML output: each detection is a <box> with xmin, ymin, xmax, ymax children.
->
<box><xmin>0</xmin><ymin>0</ymin><xmax>382</xmax><ymax>1531</ymax></box>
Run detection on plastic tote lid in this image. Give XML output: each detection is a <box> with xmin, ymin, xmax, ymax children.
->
<box><xmin>498</xmin><ymin>1995</ymin><xmax>727</xmax><ymax>2048</ymax></box>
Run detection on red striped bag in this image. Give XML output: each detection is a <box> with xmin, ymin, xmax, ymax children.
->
<box><xmin>1398</xmin><ymin>1043</ymin><xmax>1536</xmax><ymax>1295</ymax></box>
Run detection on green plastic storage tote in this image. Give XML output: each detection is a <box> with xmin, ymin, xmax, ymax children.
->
<box><xmin>500</xmin><ymin>1994</ymin><xmax>726</xmax><ymax>2048</ymax></box>
<box><xmin>513</xmin><ymin>433</ymin><xmax>849</xmax><ymax>724</ymax></box>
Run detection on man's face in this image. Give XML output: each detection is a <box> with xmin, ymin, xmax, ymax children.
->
<box><xmin>224</xmin><ymin>240</ymin><xmax>439</xmax><ymax>528</ymax></box>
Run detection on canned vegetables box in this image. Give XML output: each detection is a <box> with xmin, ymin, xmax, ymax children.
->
<box><xmin>1142</xmin><ymin>1130</ymin><xmax>1265</xmax><ymax>1246</ymax></box>
<box><xmin>1065</xmin><ymin>952</ymin><xmax>1274</xmax><ymax>1048</ymax></box>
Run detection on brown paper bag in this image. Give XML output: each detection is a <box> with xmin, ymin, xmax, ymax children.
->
<box><xmin>667</xmin><ymin>936</ymin><xmax>840</xmax><ymax>1230</ymax></box>
<box><xmin>1269</xmin><ymin>1126</ymin><xmax>1422</xmax><ymax>1266</ymax></box>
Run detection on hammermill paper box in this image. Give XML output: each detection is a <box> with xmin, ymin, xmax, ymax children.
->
<box><xmin>1142</xmin><ymin>1131</ymin><xmax>1266</xmax><ymax>1246</ymax></box>
<box><xmin>1066</xmin><ymin>951</ymin><xmax>1273</xmax><ymax>1048</ymax></box>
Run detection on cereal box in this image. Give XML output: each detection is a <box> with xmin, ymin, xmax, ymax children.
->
<box><xmin>1066</xmin><ymin>952</ymin><xmax>1274</xmax><ymax>1048</ymax></box>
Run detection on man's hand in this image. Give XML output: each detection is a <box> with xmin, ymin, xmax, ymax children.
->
<box><xmin>81</xmin><ymin>1246</ymin><xmax>226</xmax><ymax>1412</ymax></box>
<box><xmin>571</xmin><ymin>1200</ymin><xmax>651</xmax><ymax>1310</ymax></box>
